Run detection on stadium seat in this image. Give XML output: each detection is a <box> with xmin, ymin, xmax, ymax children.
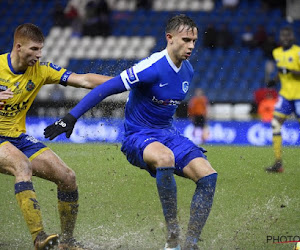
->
<box><xmin>92</xmin><ymin>36</ymin><xmax>105</xmax><ymax>47</ymax></box>
<box><xmin>36</xmin><ymin>85</ymin><xmax>54</xmax><ymax>101</ymax></box>
<box><xmin>232</xmin><ymin>103</ymin><xmax>252</xmax><ymax>121</ymax></box>
<box><xmin>0</xmin><ymin>0</ymin><xmax>294</xmax><ymax>105</ymax></box>
<box><xmin>211</xmin><ymin>104</ymin><xmax>233</xmax><ymax>120</ymax></box>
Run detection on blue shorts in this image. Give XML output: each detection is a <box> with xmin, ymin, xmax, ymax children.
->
<box><xmin>0</xmin><ymin>133</ymin><xmax>48</xmax><ymax>161</ymax></box>
<box><xmin>121</xmin><ymin>128</ymin><xmax>207</xmax><ymax>177</ymax></box>
<box><xmin>274</xmin><ymin>95</ymin><xmax>300</xmax><ymax>118</ymax></box>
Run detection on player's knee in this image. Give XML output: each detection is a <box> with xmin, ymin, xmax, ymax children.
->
<box><xmin>15</xmin><ymin>159</ymin><xmax>32</xmax><ymax>181</ymax></box>
<box><xmin>154</xmin><ymin>151</ymin><xmax>175</xmax><ymax>167</ymax></box>
<box><xmin>271</xmin><ymin>118</ymin><xmax>282</xmax><ymax>134</ymax></box>
<box><xmin>61</xmin><ymin>169</ymin><xmax>77</xmax><ymax>189</ymax></box>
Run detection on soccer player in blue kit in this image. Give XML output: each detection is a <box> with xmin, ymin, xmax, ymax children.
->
<box><xmin>44</xmin><ymin>15</ymin><xmax>218</xmax><ymax>250</ymax></box>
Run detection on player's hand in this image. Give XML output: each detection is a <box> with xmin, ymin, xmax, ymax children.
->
<box><xmin>277</xmin><ymin>67</ymin><xmax>290</xmax><ymax>74</ymax></box>
<box><xmin>266</xmin><ymin>79</ymin><xmax>277</xmax><ymax>88</ymax></box>
<box><xmin>0</xmin><ymin>88</ymin><xmax>13</xmax><ymax>104</ymax></box>
<box><xmin>44</xmin><ymin>113</ymin><xmax>77</xmax><ymax>140</ymax></box>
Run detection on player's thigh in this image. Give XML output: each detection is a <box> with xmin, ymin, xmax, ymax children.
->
<box><xmin>0</xmin><ymin>142</ymin><xmax>32</xmax><ymax>178</ymax></box>
<box><xmin>31</xmin><ymin>148</ymin><xmax>77</xmax><ymax>190</ymax></box>
<box><xmin>183</xmin><ymin>157</ymin><xmax>217</xmax><ymax>182</ymax></box>
<box><xmin>143</xmin><ymin>141</ymin><xmax>175</xmax><ymax>168</ymax></box>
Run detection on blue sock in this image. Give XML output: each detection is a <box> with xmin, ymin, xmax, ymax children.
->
<box><xmin>185</xmin><ymin>173</ymin><xmax>218</xmax><ymax>247</ymax></box>
<box><xmin>156</xmin><ymin>167</ymin><xmax>178</xmax><ymax>234</ymax></box>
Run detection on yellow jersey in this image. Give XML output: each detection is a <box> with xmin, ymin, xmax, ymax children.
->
<box><xmin>0</xmin><ymin>53</ymin><xmax>71</xmax><ymax>137</ymax></box>
<box><xmin>272</xmin><ymin>44</ymin><xmax>300</xmax><ymax>100</ymax></box>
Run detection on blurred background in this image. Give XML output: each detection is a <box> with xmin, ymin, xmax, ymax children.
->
<box><xmin>1</xmin><ymin>0</ymin><xmax>300</xmax><ymax>144</ymax></box>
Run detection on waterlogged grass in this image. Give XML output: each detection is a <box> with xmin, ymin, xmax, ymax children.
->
<box><xmin>0</xmin><ymin>144</ymin><xmax>299</xmax><ymax>249</ymax></box>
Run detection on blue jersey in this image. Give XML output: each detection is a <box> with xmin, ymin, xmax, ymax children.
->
<box><xmin>65</xmin><ymin>49</ymin><xmax>206</xmax><ymax>175</ymax></box>
<box><xmin>69</xmin><ymin>49</ymin><xmax>194</xmax><ymax>132</ymax></box>
<box><xmin>120</xmin><ymin>49</ymin><xmax>194</xmax><ymax>134</ymax></box>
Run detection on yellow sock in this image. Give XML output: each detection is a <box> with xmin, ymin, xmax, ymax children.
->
<box><xmin>58</xmin><ymin>189</ymin><xmax>79</xmax><ymax>240</ymax></box>
<box><xmin>273</xmin><ymin>134</ymin><xmax>282</xmax><ymax>161</ymax></box>
<box><xmin>15</xmin><ymin>182</ymin><xmax>43</xmax><ymax>242</ymax></box>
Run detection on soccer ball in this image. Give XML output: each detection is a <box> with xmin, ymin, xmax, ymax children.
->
<box><xmin>293</xmin><ymin>242</ymin><xmax>300</xmax><ymax>250</ymax></box>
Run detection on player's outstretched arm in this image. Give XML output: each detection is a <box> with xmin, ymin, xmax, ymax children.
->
<box><xmin>0</xmin><ymin>88</ymin><xmax>13</xmax><ymax>104</ymax></box>
<box><xmin>67</xmin><ymin>73</ymin><xmax>113</xmax><ymax>89</ymax></box>
<box><xmin>44</xmin><ymin>76</ymin><xmax>127</xmax><ymax>140</ymax></box>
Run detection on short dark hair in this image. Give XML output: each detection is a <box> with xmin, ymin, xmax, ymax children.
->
<box><xmin>280</xmin><ymin>25</ymin><xmax>294</xmax><ymax>34</ymax></box>
<box><xmin>14</xmin><ymin>23</ymin><xmax>44</xmax><ymax>44</ymax></box>
<box><xmin>165</xmin><ymin>14</ymin><xmax>198</xmax><ymax>34</ymax></box>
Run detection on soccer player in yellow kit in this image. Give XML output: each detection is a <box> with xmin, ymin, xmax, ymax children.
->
<box><xmin>266</xmin><ymin>26</ymin><xmax>300</xmax><ymax>173</ymax></box>
<box><xmin>0</xmin><ymin>23</ymin><xmax>111</xmax><ymax>249</ymax></box>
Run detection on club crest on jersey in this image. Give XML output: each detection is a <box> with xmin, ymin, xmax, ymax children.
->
<box><xmin>126</xmin><ymin>67</ymin><xmax>139</xmax><ymax>84</ymax></box>
<box><xmin>50</xmin><ymin>63</ymin><xmax>62</xmax><ymax>71</ymax></box>
<box><xmin>182</xmin><ymin>81</ymin><xmax>189</xmax><ymax>93</ymax></box>
<box><xmin>288</xmin><ymin>57</ymin><xmax>293</xmax><ymax>62</ymax></box>
<box><xmin>26</xmin><ymin>80</ymin><xmax>35</xmax><ymax>91</ymax></box>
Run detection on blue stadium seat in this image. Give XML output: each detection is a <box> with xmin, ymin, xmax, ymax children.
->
<box><xmin>0</xmin><ymin>0</ymin><xmax>294</xmax><ymax>104</ymax></box>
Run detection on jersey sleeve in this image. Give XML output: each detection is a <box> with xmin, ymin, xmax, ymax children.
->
<box><xmin>43</xmin><ymin>62</ymin><xmax>72</xmax><ymax>86</ymax></box>
<box><xmin>120</xmin><ymin>58</ymin><xmax>159</xmax><ymax>90</ymax></box>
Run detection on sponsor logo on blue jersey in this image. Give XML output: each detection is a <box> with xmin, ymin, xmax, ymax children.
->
<box><xmin>152</xmin><ymin>96</ymin><xmax>181</xmax><ymax>106</ymax></box>
<box><xmin>50</xmin><ymin>63</ymin><xmax>62</xmax><ymax>71</ymax></box>
<box><xmin>126</xmin><ymin>67</ymin><xmax>138</xmax><ymax>84</ymax></box>
<box><xmin>182</xmin><ymin>81</ymin><xmax>189</xmax><ymax>93</ymax></box>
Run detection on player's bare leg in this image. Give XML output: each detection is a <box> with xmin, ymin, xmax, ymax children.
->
<box><xmin>0</xmin><ymin>143</ymin><xmax>58</xmax><ymax>248</ymax></box>
<box><xmin>182</xmin><ymin>158</ymin><xmax>217</xmax><ymax>249</ymax></box>
<box><xmin>31</xmin><ymin>149</ymin><xmax>84</xmax><ymax>249</ymax></box>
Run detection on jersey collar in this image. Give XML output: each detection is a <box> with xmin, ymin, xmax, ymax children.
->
<box><xmin>164</xmin><ymin>49</ymin><xmax>182</xmax><ymax>73</ymax></box>
<box><xmin>7</xmin><ymin>53</ymin><xmax>26</xmax><ymax>74</ymax></box>
<box><xmin>282</xmin><ymin>44</ymin><xmax>294</xmax><ymax>51</ymax></box>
